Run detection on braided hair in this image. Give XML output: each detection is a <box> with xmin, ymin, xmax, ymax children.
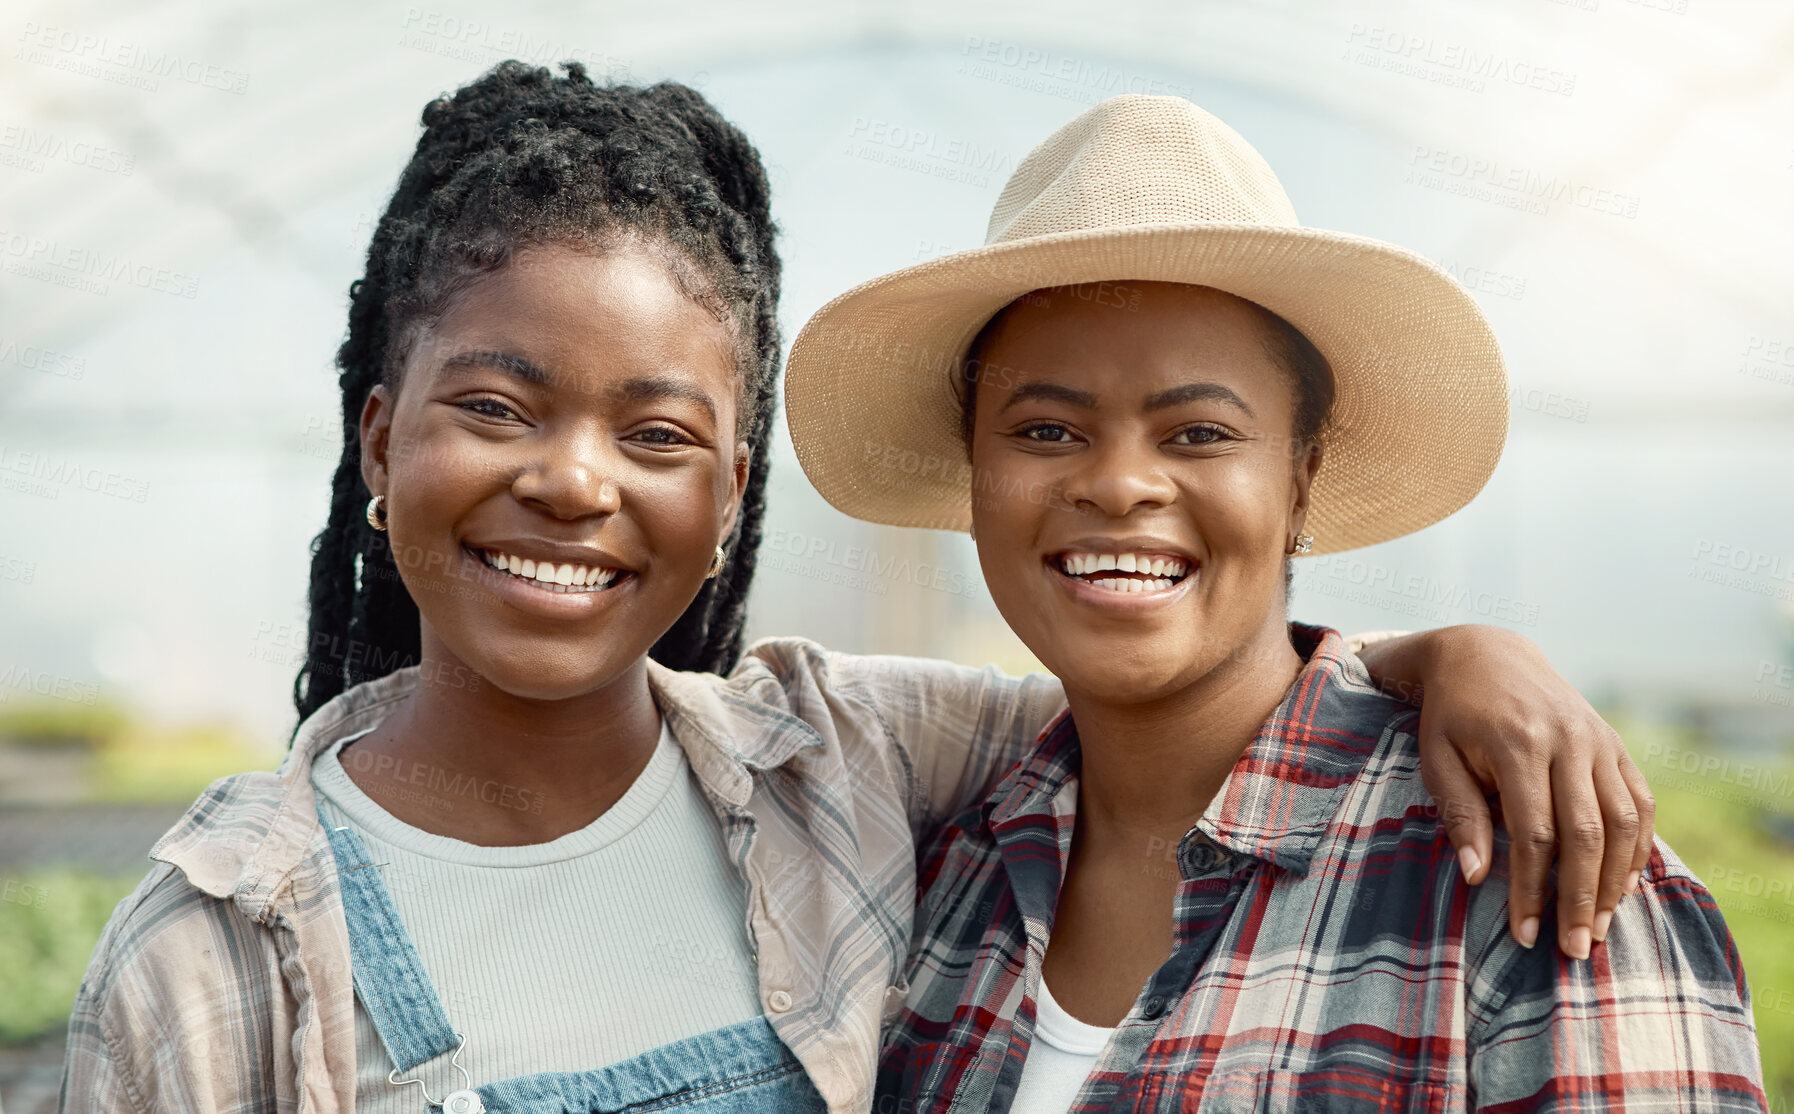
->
<box><xmin>293</xmin><ymin>60</ymin><xmax>780</xmax><ymax>732</ymax></box>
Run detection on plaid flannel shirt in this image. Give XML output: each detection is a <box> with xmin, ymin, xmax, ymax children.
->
<box><xmin>57</xmin><ymin>639</ymin><xmax>1066</xmax><ymax>1114</ymax></box>
<box><xmin>879</xmin><ymin>624</ymin><xmax>1768</xmax><ymax>1113</ymax></box>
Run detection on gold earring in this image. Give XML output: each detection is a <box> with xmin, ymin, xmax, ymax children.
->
<box><xmin>1290</xmin><ymin>532</ymin><xmax>1314</xmax><ymax>555</ymax></box>
<box><xmin>706</xmin><ymin>545</ymin><xmax>726</xmax><ymax>579</ymax></box>
<box><xmin>366</xmin><ymin>495</ymin><xmax>389</xmax><ymax>532</ymax></box>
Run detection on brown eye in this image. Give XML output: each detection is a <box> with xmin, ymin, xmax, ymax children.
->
<box><xmin>458</xmin><ymin>399</ymin><xmax>521</xmax><ymax>421</ymax></box>
<box><xmin>631</xmin><ymin>426</ymin><xmax>693</xmax><ymax>447</ymax></box>
<box><xmin>1170</xmin><ymin>424</ymin><xmax>1229</xmax><ymax>446</ymax></box>
<box><xmin>1018</xmin><ymin>422</ymin><xmax>1075</xmax><ymax>443</ymax></box>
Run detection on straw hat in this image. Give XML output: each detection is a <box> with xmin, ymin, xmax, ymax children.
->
<box><xmin>782</xmin><ymin>94</ymin><xmax>1509</xmax><ymax>555</ymax></box>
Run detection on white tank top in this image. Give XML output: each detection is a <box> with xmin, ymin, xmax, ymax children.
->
<box><xmin>1010</xmin><ymin>976</ymin><xmax>1119</xmax><ymax>1113</ymax></box>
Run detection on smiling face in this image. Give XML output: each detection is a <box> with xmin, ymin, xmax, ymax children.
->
<box><xmin>968</xmin><ymin>282</ymin><xmax>1323</xmax><ymax>705</ymax></box>
<box><xmin>358</xmin><ymin>240</ymin><xmax>749</xmax><ymax>701</ymax></box>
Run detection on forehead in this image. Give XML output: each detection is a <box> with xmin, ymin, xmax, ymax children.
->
<box><xmin>975</xmin><ymin>281</ymin><xmax>1291</xmax><ymax>403</ymax></box>
<box><xmin>417</xmin><ymin>241</ymin><xmax>738</xmax><ymax>390</ymax></box>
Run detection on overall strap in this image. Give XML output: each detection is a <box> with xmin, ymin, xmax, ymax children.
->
<box><xmin>318</xmin><ymin>804</ymin><xmax>462</xmax><ymax>1073</ymax></box>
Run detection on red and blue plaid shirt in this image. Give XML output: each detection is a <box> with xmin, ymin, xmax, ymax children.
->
<box><xmin>877</xmin><ymin>624</ymin><xmax>1768</xmax><ymax>1112</ymax></box>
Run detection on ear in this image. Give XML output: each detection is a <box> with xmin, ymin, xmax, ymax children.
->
<box><xmin>1288</xmin><ymin>440</ymin><xmax>1324</xmax><ymax>540</ymax></box>
<box><xmin>358</xmin><ymin>384</ymin><xmax>396</xmax><ymax>496</ymax></box>
<box><xmin>718</xmin><ymin>438</ymin><xmax>752</xmax><ymax>545</ymax></box>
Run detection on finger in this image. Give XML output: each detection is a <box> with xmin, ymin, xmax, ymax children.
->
<box><xmin>1550</xmin><ymin>753</ymin><xmax>1605</xmax><ymax>960</ymax></box>
<box><xmin>1419</xmin><ymin>737</ymin><xmax>1493</xmax><ymax>885</ymax></box>
<box><xmin>1589</xmin><ymin>758</ymin><xmax>1640</xmax><ymax>944</ymax></box>
<box><xmin>1496</xmin><ymin>757</ymin><xmax>1555</xmax><ymax>952</ymax></box>
<box><xmin>1616</xmin><ymin>751</ymin><xmax>1656</xmax><ymax>894</ymax></box>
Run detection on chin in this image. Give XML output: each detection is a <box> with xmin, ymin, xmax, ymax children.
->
<box><xmin>1039</xmin><ymin>649</ymin><xmax>1198</xmax><ymax>706</ymax></box>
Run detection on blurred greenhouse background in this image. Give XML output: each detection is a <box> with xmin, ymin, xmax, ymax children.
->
<box><xmin>1</xmin><ymin>0</ymin><xmax>1791</xmax><ymax>1108</ymax></box>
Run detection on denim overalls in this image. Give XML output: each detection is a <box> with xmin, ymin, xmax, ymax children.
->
<box><xmin>320</xmin><ymin>808</ymin><xmax>829</xmax><ymax>1113</ymax></box>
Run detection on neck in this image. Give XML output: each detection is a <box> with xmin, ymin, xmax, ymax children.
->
<box><xmin>338</xmin><ymin>630</ymin><xmax>663</xmax><ymax>845</ymax></box>
<box><xmin>1063</xmin><ymin>616</ymin><xmax>1305</xmax><ymax>842</ymax></box>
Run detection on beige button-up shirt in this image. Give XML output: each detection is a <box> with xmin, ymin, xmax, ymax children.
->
<box><xmin>56</xmin><ymin>639</ymin><xmax>1067</xmax><ymax>1114</ymax></box>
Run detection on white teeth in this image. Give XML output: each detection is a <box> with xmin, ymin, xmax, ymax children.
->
<box><xmin>1059</xmin><ymin>552</ymin><xmax>1192</xmax><ymax>582</ymax></box>
<box><xmin>1086</xmin><ymin>575</ymin><xmax>1177</xmax><ymax>594</ymax></box>
<box><xmin>477</xmin><ymin>549</ymin><xmax>620</xmax><ymax>593</ymax></box>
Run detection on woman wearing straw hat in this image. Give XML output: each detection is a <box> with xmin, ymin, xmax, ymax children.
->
<box><xmin>785</xmin><ymin>96</ymin><xmax>1767</xmax><ymax>1111</ymax></box>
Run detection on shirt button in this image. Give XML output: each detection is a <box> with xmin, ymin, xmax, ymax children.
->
<box><xmin>1142</xmin><ymin>995</ymin><xmax>1168</xmax><ymax>1019</ymax></box>
<box><xmin>767</xmin><ymin>989</ymin><xmax>794</xmax><ymax>1013</ymax></box>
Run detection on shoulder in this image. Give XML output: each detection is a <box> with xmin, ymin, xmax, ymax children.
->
<box><xmin>726</xmin><ymin>636</ymin><xmax>1064</xmax><ymax>740</ymax></box>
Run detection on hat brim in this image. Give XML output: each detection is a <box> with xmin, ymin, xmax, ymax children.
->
<box><xmin>784</xmin><ymin>222</ymin><xmax>1509</xmax><ymax>555</ymax></box>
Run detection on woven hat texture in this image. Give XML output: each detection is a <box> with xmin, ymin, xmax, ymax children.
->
<box><xmin>783</xmin><ymin>95</ymin><xmax>1509</xmax><ymax>554</ymax></box>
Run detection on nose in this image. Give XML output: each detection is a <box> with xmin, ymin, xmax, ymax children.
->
<box><xmin>510</xmin><ymin>430</ymin><xmax>623</xmax><ymax>520</ymax></box>
<box><xmin>1067</xmin><ymin>435</ymin><xmax>1176</xmax><ymax>519</ymax></box>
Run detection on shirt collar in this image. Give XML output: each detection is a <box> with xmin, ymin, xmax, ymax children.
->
<box><xmin>985</xmin><ymin>624</ymin><xmax>1399</xmax><ymax>877</ymax></box>
<box><xmin>152</xmin><ymin>659</ymin><xmax>823</xmax><ymax>911</ymax></box>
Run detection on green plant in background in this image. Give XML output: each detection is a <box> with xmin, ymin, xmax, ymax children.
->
<box><xmin>0</xmin><ymin>868</ymin><xmax>140</xmax><ymax>1042</ymax></box>
<box><xmin>1614</xmin><ymin>714</ymin><xmax>1794</xmax><ymax>1109</ymax></box>
<box><xmin>90</xmin><ymin>721</ymin><xmax>279</xmax><ymax>804</ymax></box>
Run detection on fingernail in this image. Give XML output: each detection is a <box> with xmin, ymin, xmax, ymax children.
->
<box><xmin>1567</xmin><ymin>926</ymin><xmax>1591</xmax><ymax>960</ymax></box>
<box><xmin>1518</xmin><ymin>917</ymin><xmax>1539</xmax><ymax>949</ymax></box>
<box><xmin>1593</xmin><ymin>910</ymin><xmax>1613</xmax><ymax>942</ymax></box>
<box><xmin>1625</xmin><ymin>870</ymin><xmax>1640</xmax><ymax>894</ymax></box>
<box><xmin>1457</xmin><ymin>846</ymin><xmax>1483</xmax><ymax>883</ymax></box>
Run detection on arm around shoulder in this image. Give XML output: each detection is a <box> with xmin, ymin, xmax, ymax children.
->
<box><xmin>734</xmin><ymin>636</ymin><xmax>1065</xmax><ymax>837</ymax></box>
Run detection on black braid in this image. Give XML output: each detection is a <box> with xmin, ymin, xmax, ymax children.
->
<box><xmin>293</xmin><ymin>61</ymin><xmax>781</xmax><ymax>733</ymax></box>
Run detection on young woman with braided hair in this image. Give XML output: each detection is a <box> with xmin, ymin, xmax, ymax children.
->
<box><xmin>61</xmin><ymin>62</ymin><xmax>1653</xmax><ymax>1114</ymax></box>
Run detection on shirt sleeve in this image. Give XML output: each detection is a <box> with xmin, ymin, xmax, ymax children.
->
<box><xmin>1465</xmin><ymin>839</ymin><xmax>1769</xmax><ymax>1112</ymax></box>
<box><xmin>734</xmin><ymin>637</ymin><xmax>1066</xmax><ymax>842</ymax></box>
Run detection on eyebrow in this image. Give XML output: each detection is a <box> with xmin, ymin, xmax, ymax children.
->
<box><xmin>609</xmin><ymin>375</ymin><xmax>718</xmax><ymax>422</ymax></box>
<box><xmin>997</xmin><ymin>379</ymin><xmax>1256</xmax><ymax>417</ymax></box>
<box><xmin>439</xmin><ymin>352</ymin><xmax>718</xmax><ymax>421</ymax></box>
<box><xmin>1142</xmin><ymin>382</ymin><xmax>1255</xmax><ymax>417</ymax></box>
<box><xmin>439</xmin><ymin>349</ymin><xmax>550</xmax><ymax>386</ymax></box>
<box><xmin>998</xmin><ymin>382</ymin><xmax>1099</xmax><ymax>412</ymax></box>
